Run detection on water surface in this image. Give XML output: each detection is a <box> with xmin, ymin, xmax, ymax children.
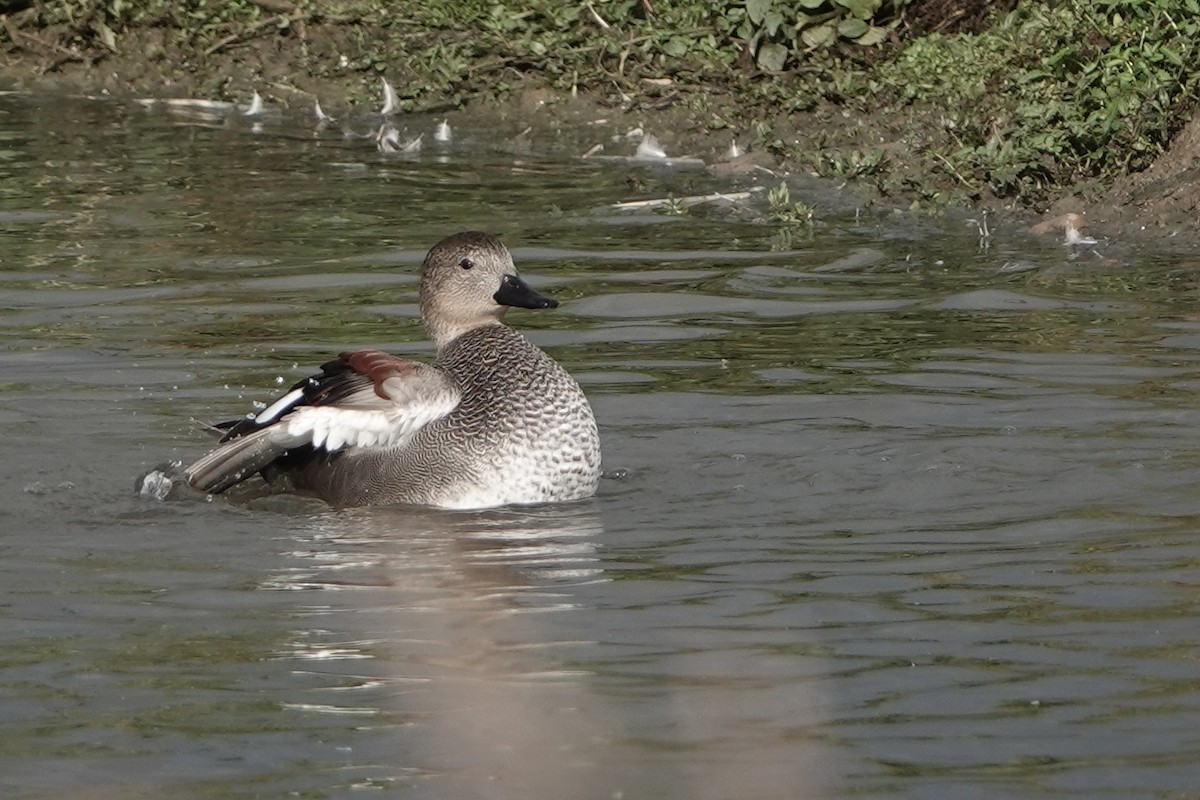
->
<box><xmin>2</xmin><ymin>94</ymin><xmax>1200</xmax><ymax>799</ymax></box>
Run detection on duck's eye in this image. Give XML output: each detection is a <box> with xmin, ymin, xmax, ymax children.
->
<box><xmin>459</xmin><ymin>258</ymin><xmax>474</xmax><ymax>270</ymax></box>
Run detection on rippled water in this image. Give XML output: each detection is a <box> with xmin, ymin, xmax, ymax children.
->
<box><xmin>3</xmin><ymin>94</ymin><xmax>1200</xmax><ymax>799</ymax></box>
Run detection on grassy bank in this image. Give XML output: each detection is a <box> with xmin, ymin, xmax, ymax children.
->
<box><xmin>4</xmin><ymin>0</ymin><xmax>1199</xmax><ymax>210</ymax></box>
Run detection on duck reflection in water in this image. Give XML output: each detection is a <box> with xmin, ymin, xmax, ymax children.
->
<box><xmin>266</xmin><ymin>504</ymin><xmax>837</xmax><ymax>799</ymax></box>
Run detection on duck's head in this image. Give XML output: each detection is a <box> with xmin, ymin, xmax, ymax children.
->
<box><xmin>419</xmin><ymin>231</ymin><xmax>557</xmax><ymax>345</ymax></box>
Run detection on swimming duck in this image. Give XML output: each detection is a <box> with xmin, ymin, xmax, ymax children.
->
<box><xmin>184</xmin><ymin>231</ymin><xmax>601</xmax><ymax>509</ymax></box>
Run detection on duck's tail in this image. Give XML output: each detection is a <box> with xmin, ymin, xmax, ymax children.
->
<box><xmin>183</xmin><ymin>428</ymin><xmax>291</xmax><ymax>494</ymax></box>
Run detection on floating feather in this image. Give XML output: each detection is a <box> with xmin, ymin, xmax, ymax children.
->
<box><xmin>242</xmin><ymin>91</ymin><xmax>265</xmax><ymax>117</ymax></box>
<box><xmin>376</xmin><ymin>125</ymin><xmax>422</xmax><ymax>154</ymax></box>
<box><xmin>635</xmin><ymin>133</ymin><xmax>667</xmax><ymax>160</ymax></box>
<box><xmin>380</xmin><ymin>78</ymin><xmax>399</xmax><ymax>116</ymax></box>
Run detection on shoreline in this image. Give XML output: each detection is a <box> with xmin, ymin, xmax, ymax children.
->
<box><xmin>4</xmin><ymin>6</ymin><xmax>1200</xmax><ymax>253</ymax></box>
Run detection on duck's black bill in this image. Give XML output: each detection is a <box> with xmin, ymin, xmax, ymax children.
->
<box><xmin>494</xmin><ymin>274</ymin><xmax>558</xmax><ymax>309</ymax></box>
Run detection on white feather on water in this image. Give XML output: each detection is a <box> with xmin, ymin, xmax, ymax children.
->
<box><xmin>377</xmin><ymin>125</ymin><xmax>422</xmax><ymax>154</ymax></box>
<box><xmin>635</xmin><ymin>134</ymin><xmax>667</xmax><ymax>160</ymax></box>
<box><xmin>380</xmin><ymin>77</ymin><xmax>399</xmax><ymax>116</ymax></box>
<box><xmin>242</xmin><ymin>91</ymin><xmax>265</xmax><ymax>117</ymax></box>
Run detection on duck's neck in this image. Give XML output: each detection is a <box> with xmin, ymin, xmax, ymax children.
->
<box><xmin>427</xmin><ymin>317</ymin><xmax>506</xmax><ymax>351</ymax></box>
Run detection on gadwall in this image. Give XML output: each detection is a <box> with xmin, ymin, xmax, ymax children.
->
<box><xmin>184</xmin><ymin>231</ymin><xmax>601</xmax><ymax>509</ymax></box>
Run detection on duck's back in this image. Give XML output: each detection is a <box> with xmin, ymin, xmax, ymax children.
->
<box><xmin>295</xmin><ymin>324</ymin><xmax>601</xmax><ymax>508</ymax></box>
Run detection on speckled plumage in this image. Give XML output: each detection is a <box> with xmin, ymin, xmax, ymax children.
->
<box><xmin>183</xmin><ymin>231</ymin><xmax>601</xmax><ymax>510</ymax></box>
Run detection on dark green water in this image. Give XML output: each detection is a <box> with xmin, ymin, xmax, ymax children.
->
<box><xmin>2</xmin><ymin>93</ymin><xmax>1200</xmax><ymax>799</ymax></box>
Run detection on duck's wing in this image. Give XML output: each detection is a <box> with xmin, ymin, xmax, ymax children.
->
<box><xmin>184</xmin><ymin>350</ymin><xmax>460</xmax><ymax>494</ymax></box>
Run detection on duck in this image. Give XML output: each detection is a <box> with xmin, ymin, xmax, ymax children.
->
<box><xmin>183</xmin><ymin>231</ymin><xmax>601</xmax><ymax>510</ymax></box>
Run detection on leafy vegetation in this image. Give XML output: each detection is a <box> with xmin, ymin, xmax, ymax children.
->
<box><xmin>864</xmin><ymin>0</ymin><xmax>1200</xmax><ymax>201</ymax></box>
<box><xmin>738</xmin><ymin>0</ymin><xmax>910</xmax><ymax>71</ymax></box>
<box><xmin>766</xmin><ymin>182</ymin><xmax>816</xmax><ymax>227</ymax></box>
<box><xmin>5</xmin><ymin>0</ymin><xmax>1200</xmax><ymax>208</ymax></box>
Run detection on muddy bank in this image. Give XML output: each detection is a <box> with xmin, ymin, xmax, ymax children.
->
<box><xmin>3</xmin><ymin>17</ymin><xmax>1200</xmax><ymax>254</ymax></box>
